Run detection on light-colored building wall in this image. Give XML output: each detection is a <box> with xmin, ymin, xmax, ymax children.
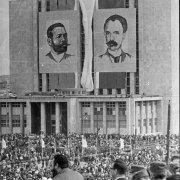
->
<box><xmin>138</xmin><ymin>0</ymin><xmax>179</xmax><ymax>134</ymax></box>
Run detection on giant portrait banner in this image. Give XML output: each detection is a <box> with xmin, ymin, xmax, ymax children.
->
<box><xmin>39</xmin><ymin>11</ymin><xmax>80</xmax><ymax>73</ymax></box>
<box><xmin>94</xmin><ymin>9</ymin><xmax>136</xmax><ymax>72</ymax></box>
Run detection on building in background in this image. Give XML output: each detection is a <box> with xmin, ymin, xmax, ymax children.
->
<box><xmin>0</xmin><ymin>0</ymin><xmax>179</xmax><ymax>136</ymax></box>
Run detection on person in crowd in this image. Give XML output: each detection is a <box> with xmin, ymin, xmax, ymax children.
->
<box><xmin>166</xmin><ymin>174</ymin><xmax>180</xmax><ymax>180</ymax></box>
<box><xmin>149</xmin><ymin>161</ymin><xmax>171</xmax><ymax>180</ymax></box>
<box><xmin>132</xmin><ymin>169</ymin><xmax>150</xmax><ymax>180</ymax></box>
<box><xmin>52</xmin><ymin>154</ymin><xmax>83</xmax><ymax>180</ymax></box>
<box><xmin>110</xmin><ymin>158</ymin><xmax>128</xmax><ymax>180</ymax></box>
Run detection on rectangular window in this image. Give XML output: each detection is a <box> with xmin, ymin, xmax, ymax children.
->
<box><xmin>47</xmin><ymin>73</ymin><xmax>50</xmax><ymax>91</ymax></box>
<box><xmin>82</xmin><ymin>102</ymin><xmax>90</xmax><ymax>107</ymax></box>
<box><xmin>118</xmin><ymin>102</ymin><xmax>126</xmax><ymax>128</ymax></box>
<box><xmin>107</xmin><ymin>89</ymin><xmax>112</xmax><ymax>95</ymax></box>
<box><xmin>38</xmin><ymin>0</ymin><xmax>41</xmax><ymax>12</ymax></box>
<box><xmin>116</xmin><ymin>88</ymin><xmax>121</xmax><ymax>94</ymax></box>
<box><xmin>1</xmin><ymin>102</ymin><xmax>9</xmax><ymax>107</ymax></box>
<box><xmin>94</xmin><ymin>102</ymin><xmax>103</xmax><ymax>129</ymax></box>
<box><xmin>83</xmin><ymin>115</ymin><xmax>91</xmax><ymax>128</ymax></box>
<box><xmin>12</xmin><ymin>115</ymin><xmax>20</xmax><ymax>127</ymax></box>
<box><xmin>1</xmin><ymin>115</ymin><xmax>9</xmax><ymax>127</ymax></box>
<box><xmin>23</xmin><ymin>102</ymin><xmax>26</xmax><ymax>108</ymax></box>
<box><xmin>126</xmin><ymin>72</ymin><xmax>130</xmax><ymax>95</ymax></box>
<box><xmin>82</xmin><ymin>103</ymin><xmax>91</xmax><ymax>128</ymax></box>
<box><xmin>106</xmin><ymin>102</ymin><xmax>116</xmax><ymax>128</ymax></box>
<box><xmin>99</xmin><ymin>89</ymin><xmax>103</xmax><ymax>95</ymax></box>
<box><xmin>46</xmin><ymin>0</ymin><xmax>50</xmax><ymax>11</ymax></box>
<box><xmin>39</xmin><ymin>74</ymin><xmax>42</xmax><ymax>92</ymax></box>
<box><xmin>12</xmin><ymin>102</ymin><xmax>20</xmax><ymax>107</ymax></box>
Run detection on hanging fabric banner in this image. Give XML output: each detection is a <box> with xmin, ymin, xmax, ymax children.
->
<box><xmin>79</xmin><ymin>0</ymin><xmax>95</xmax><ymax>92</ymax></box>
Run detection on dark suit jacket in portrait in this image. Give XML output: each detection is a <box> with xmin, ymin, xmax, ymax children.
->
<box><xmin>46</xmin><ymin>51</ymin><xmax>73</xmax><ymax>63</ymax></box>
<box><xmin>99</xmin><ymin>49</ymin><xmax>131</xmax><ymax>63</ymax></box>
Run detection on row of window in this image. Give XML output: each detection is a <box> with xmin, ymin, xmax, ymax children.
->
<box><xmin>138</xmin><ymin>118</ymin><xmax>158</xmax><ymax>133</ymax></box>
<box><xmin>82</xmin><ymin>101</ymin><xmax>126</xmax><ymax>129</ymax></box>
<box><xmin>82</xmin><ymin>119</ymin><xmax>126</xmax><ymax>129</ymax></box>
<box><xmin>0</xmin><ymin>102</ymin><xmax>26</xmax><ymax>108</ymax></box>
<box><xmin>136</xmin><ymin>101</ymin><xmax>158</xmax><ymax>119</ymax></box>
<box><xmin>0</xmin><ymin>115</ymin><xmax>27</xmax><ymax>127</ymax></box>
<box><xmin>82</xmin><ymin>102</ymin><xmax>126</xmax><ymax>107</ymax></box>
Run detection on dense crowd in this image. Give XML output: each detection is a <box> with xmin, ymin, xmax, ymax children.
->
<box><xmin>0</xmin><ymin>133</ymin><xmax>179</xmax><ymax>180</ymax></box>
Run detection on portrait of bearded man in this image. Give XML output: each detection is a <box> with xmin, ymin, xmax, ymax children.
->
<box><xmin>46</xmin><ymin>23</ymin><xmax>73</xmax><ymax>63</ymax></box>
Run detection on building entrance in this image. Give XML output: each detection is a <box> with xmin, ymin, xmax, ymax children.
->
<box><xmin>45</xmin><ymin>102</ymin><xmax>68</xmax><ymax>135</ymax></box>
<box><xmin>31</xmin><ymin>102</ymin><xmax>41</xmax><ymax>134</ymax></box>
<box><xmin>31</xmin><ymin>102</ymin><xmax>67</xmax><ymax>135</ymax></box>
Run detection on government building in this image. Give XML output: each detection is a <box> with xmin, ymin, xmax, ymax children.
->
<box><xmin>0</xmin><ymin>0</ymin><xmax>179</xmax><ymax>136</ymax></box>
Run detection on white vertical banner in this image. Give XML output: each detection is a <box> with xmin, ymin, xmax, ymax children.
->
<box><xmin>2</xmin><ymin>138</ymin><xmax>7</xmax><ymax>149</ymax></box>
<box><xmin>82</xmin><ymin>136</ymin><xmax>87</xmax><ymax>148</ymax></box>
<box><xmin>41</xmin><ymin>138</ymin><xmax>45</xmax><ymax>148</ymax></box>
<box><xmin>79</xmin><ymin>0</ymin><xmax>95</xmax><ymax>92</ymax></box>
<box><xmin>0</xmin><ymin>0</ymin><xmax>9</xmax><ymax>76</ymax></box>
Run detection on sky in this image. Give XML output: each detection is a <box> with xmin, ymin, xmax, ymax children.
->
<box><xmin>0</xmin><ymin>0</ymin><xmax>9</xmax><ymax>76</ymax></box>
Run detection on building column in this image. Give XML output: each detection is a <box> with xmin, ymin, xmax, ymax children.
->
<box><xmin>55</xmin><ymin>102</ymin><xmax>60</xmax><ymax>134</ymax></box>
<box><xmin>9</xmin><ymin>103</ymin><xmax>13</xmax><ymax>134</ymax></box>
<box><xmin>90</xmin><ymin>102</ymin><xmax>94</xmax><ymax>133</ymax></box>
<box><xmin>103</xmin><ymin>102</ymin><xmax>106</xmax><ymax>134</ymax></box>
<box><xmin>33</xmin><ymin>0</ymin><xmax>39</xmax><ymax>92</ymax></box>
<box><xmin>42</xmin><ymin>74</ymin><xmax>47</xmax><ymax>92</ymax></box>
<box><xmin>41</xmin><ymin>102</ymin><xmax>46</xmax><ymax>133</ymax></box>
<box><xmin>140</xmin><ymin>101</ymin><xmax>143</xmax><ymax>134</ymax></box>
<box><xmin>157</xmin><ymin>100</ymin><xmax>163</xmax><ymax>133</ymax></box>
<box><xmin>94</xmin><ymin>72</ymin><xmax>99</xmax><ymax>95</ymax></box>
<box><xmin>152</xmin><ymin>101</ymin><xmax>156</xmax><ymax>133</ymax></box>
<box><xmin>135</xmin><ymin>102</ymin><xmax>139</xmax><ymax>135</ymax></box>
<box><xmin>20</xmin><ymin>103</ymin><xmax>24</xmax><ymax>135</ymax></box>
<box><xmin>129</xmin><ymin>98</ymin><xmax>135</xmax><ymax>135</ymax></box>
<box><xmin>26</xmin><ymin>101</ymin><xmax>32</xmax><ymax>134</ymax></box>
<box><xmin>146</xmin><ymin>101</ymin><xmax>150</xmax><ymax>134</ymax></box>
<box><xmin>115</xmin><ymin>102</ymin><xmax>119</xmax><ymax>134</ymax></box>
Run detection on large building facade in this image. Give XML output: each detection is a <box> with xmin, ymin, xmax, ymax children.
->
<box><xmin>0</xmin><ymin>0</ymin><xmax>179</xmax><ymax>135</ymax></box>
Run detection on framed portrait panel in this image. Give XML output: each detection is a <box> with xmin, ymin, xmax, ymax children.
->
<box><xmin>39</xmin><ymin>11</ymin><xmax>80</xmax><ymax>73</ymax></box>
<box><xmin>94</xmin><ymin>9</ymin><xmax>136</xmax><ymax>72</ymax></box>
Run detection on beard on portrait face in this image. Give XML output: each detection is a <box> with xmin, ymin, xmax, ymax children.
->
<box><xmin>51</xmin><ymin>39</ymin><xmax>68</xmax><ymax>54</ymax></box>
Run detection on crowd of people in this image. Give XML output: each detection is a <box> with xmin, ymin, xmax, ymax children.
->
<box><xmin>0</xmin><ymin>133</ymin><xmax>179</xmax><ymax>180</ymax></box>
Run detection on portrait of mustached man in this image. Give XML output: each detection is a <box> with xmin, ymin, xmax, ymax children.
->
<box><xmin>99</xmin><ymin>14</ymin><xmax>131</xmax><ymax>63</ymax></box>
<box><xmin>46</xmin><ymin>23</ymin><xmax>73</xmax><ymax>63</ymax></box>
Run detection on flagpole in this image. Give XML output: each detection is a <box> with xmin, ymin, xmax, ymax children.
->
<box><xmin>166</xmin><ymin>100</ymin><xmax>171</xmax><ymax>164</ymax></box>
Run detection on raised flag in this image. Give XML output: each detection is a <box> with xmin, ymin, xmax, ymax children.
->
<box><xmin>41</xmin><ymin>138</ymin><xmax>45</xmax><ymax>148</ymax></box>
<box><xmin>2</xmin><ymin>138</ymin><xmax>6</xmax><ymax>149</ymax></box>
<box><xmin>82</xmin><ymin>136</ymin><xmax>87</xmax><ymax>148</ymax></box>
<box><xmin>119</xmin><ymin>138</ymin><xmax>124</xmax><ymax>149</ymax></box>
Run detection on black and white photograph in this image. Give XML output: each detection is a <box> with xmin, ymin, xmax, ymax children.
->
<box><xmin>0</xmin><ymin>0</ymin><xmax>179</xmax><ymax>180</ymax></box>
